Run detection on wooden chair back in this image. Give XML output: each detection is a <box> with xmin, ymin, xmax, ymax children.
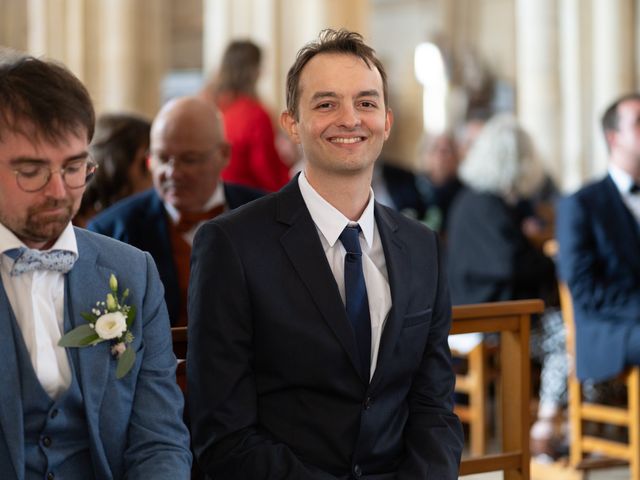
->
<box><xmin>452</xmin><ymin>339</ymin><xmax>493</xmax><ymax>456</ymax></box>
<box><xmin>453</xmin><ymin>299</ymin><xmax>543</xmax><ymax>480</ymax></box>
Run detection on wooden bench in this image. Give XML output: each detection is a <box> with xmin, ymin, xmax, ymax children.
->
<box><xmin>453</xmin><ymin>299</ymin><xmax>543</xmax><ymax>480</ymax></box>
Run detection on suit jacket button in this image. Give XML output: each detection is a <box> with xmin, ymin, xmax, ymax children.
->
<box><xmin>353</xmin><ymin>464</ymin><xmax>362</xmax><ymax>477</ymax></box>
<box><xmin>364</xmin><ymin>396</ymin><xmax>372</xmax><ymax>410</ymax></box>
<box><xmin>47</xmin><ymin>472</ymin><xmax>55</xmax><ymax>480</ymax></box>
<box><xmin>42</xmin><ymin>436</ymin><xmax>52</xmax><ymax>447</ymax></box>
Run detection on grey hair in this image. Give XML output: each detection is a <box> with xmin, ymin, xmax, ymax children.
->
<box><xmin>458</xmin><ymin>114</ymin><xmax>545</xmax><ymax>198</ymax></box>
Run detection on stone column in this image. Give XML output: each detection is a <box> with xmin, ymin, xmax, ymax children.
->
<box><xmin>558</xmin><ymin>0</ymin><xmax>587</xmax><ymax>191</ymax></box>
<box><xmin>98</xmin><ymin>0</ymin><xmax>168</xmax><ymax>117</ymax></box>
<box><xmin>590</xmin><ymin>0</ymin><xmax>635</xmax><ymax>174</ymax></box>
<box><xmin>515</xmin><ymin>0</ymin><xmax>561</xmax><ymax>183</ymax></box>
<box><xmin>0</xmin><ymin>0</ymin><xmax>28</xmax><ymax>52</ymax></box>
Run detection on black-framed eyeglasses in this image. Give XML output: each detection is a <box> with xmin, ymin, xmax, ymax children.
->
<box><xmin>12</xmin><ymin>158</ymin><xmax>98</xmax><ymax>193</ymax></box>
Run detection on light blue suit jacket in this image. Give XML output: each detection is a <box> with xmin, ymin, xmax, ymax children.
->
<box><xmin>0</xmin><ymin>228</ymin><xmax>192</xmax><ymax>479</ymax></box>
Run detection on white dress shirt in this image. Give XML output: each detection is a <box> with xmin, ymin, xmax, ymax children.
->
<box><xmin>163</xmin><ymin>181</ymin><xmax>227</xmax><ymax>245</ymax></box>
<box><xmin>298</xmin><ymin>172</ymin><xmax>392</xmax><ymax>378</ymax></box>
<box><xmin>0</xmin><ymin>222</ymin><xmax>78</xmax><ymax>400</ymax></box>
<box><xmin>609</xmin><ymin>164</ymin><xmax>640</xmax><ymax>223</ymax></box>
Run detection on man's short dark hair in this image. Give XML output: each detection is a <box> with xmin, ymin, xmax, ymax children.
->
<box><xmin>0</xmin><ymin>51</ymin><xmax>95</xmax><ymax>144</ymax></box>
<box><xmin>285</xmin><ymin>28</ymin><xmax>389</xmax><ymax>120</ymax></box>
<box><xmin>601</xmin><ymin>92</ymin><xmax>640</xmax><ymax>149</ymax></box>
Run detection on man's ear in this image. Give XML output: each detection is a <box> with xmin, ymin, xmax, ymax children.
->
<box><xmin>280</xmin><ymin>111</ymin><xmax>301</xmax><ymax>144</ymax></box>
<box><xmin>605</xmin><ymin>129</ymin><xmax>617</xmax><ymax>151</ymax></box>
<box><xmin>384</xmin><ymin>108</ymin><xmax>394</xmax><ymax>141</ymax></box>
<box><xmin>216</xmin><ymin>142</ymin><xmax>231</xmax><ymax>169</ymax></box>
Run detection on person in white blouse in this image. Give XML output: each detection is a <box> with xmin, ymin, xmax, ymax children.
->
<box><xmin>0</xmin><ymin>51</ymin><xmax>190</xmax><ymax>479</ymax></box>
<box><xmin>188</xmin><ymin>28</ymin><xmax>463</xmax><ymax>480</ymax></box>
<box><xmin>557</xmin><ymin>93</ymin><xmax>640</xmax><ymax>383</ymax></box>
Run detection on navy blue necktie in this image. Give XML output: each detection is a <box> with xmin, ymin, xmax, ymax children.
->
<box><xmin>339</xmin><ymin>225</ymin><xmax>371</xmax><ymax>380</ymax></box>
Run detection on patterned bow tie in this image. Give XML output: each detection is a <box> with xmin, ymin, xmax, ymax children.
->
<box><xmin>5</xmin><ymin>247</ymin><xmax>77</xmax><ymax>276</ymax></box>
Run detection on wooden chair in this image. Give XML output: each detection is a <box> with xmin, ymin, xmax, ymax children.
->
<box><xmin>451</xmin><ymin>339</ymin><xmax>493</xmax><ymax>456</ymax></box>
<box><xmin>558</xmin><ymin>280</ymin><xmax>640</xmax><ymax>479</ymax></box>
<box><xmin>171</xmin><ymin>326</ymin><xmax>188</xmax><ymax>393</ymax></box>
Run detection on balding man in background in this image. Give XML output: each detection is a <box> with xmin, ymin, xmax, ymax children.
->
<box><xmin>89</xmin><ymin>96</ymin><xmax>262</xmax><ymax>326</ymax></box>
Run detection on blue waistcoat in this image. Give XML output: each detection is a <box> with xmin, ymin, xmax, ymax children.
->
<box><xmin>10</xmin><ymin>309</ymin><xmax>94</xmax><ymax>479</ymax></box>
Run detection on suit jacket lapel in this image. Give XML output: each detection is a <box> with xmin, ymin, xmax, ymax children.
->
<box><xmin>276</xmin><ymin>181</ymin><xmax>364</xmax><ymax>380</ymax></box>
<box><xmin>65</xmin><ymin>234</ymin><xmax>111</xmax><ymax>429</ymax></box>
<box><xmin>0</xmin><ymin>279</ymin><xmax>24</xmax><ymax>479</ymax></box>
<box><xmin>370</xmin><ymin>204</ymin><xmax>410</xmax><ymax>388</ymax></box>
<box><xmin>603</xmin><ymin>176</ymin><xmax>640</xmax><ymax>272</ymax></box>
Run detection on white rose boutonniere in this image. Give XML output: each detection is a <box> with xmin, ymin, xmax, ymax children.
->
<box><xmin>59</xmin><ymin>274</ymin><xmax>137</xmax><ymax>379</ymax></box>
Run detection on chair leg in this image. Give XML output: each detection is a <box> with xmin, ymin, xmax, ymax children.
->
<box><xmin>568</xmin><ymin>374</ymin><xmax>583</xmax><ymax>468</ymax></box>
<box><xmin>628</xmin><ymin>368</ymin><xmax>640</xmax><ymax>480</ymax></box>
<box><xmin>468</xmin><ymin>343</ymin><xmax>487</xmax><ymax>456</ymax></box>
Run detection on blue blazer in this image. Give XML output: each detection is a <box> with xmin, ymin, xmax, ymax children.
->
<box><xmin>0</xmin><ymin>228</ymin><xmax>191</xmax><ymax>479</ymax></box>
<box><xmin>557</xmin><ymin>175</ymin><xmax>640</xmax><ymax>381</ymax></box>
<box><xmin>87</xmin><ymin>185</ymin><xmax>263</xmax><ymax>325</ymax></box>
<box><xmin>188</xmin><ymin>178</ymin><xmax>463</xmax><ymax>479</ymax></box>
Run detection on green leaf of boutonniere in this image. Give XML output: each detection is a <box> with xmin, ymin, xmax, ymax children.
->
<box><xmin>80</xmin><ymin>311</ymin><xmax>97</xmax><ymax>323</ymax></box>
<box><xmin>58</xmin><ymin>324</ymin><xmax>101</xmax><ymax>347</ymax></box>
<box><xmin>116</xmin><ymin>346</ymin><xmax>135</xmax><ymax>379</ymax></box>
<box><xmin>126</xmin><ymin>305</ymin><xmax>136</xmax><ymax>328</ymax></box>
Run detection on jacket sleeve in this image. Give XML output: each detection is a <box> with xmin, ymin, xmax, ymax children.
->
<box><xmin>396</xmin><ymin>234</ymin><xmax>464</xmax><ymax>479</ymax></box>
<box><xmin>187</xmin><ymin>221</ymin><xmax>337</xmax><ymax>479</ymax></box>
<box><xmin>123</xmin><ymin>252</ymin><xmax>192</xmax><ymax>478</ymax></box>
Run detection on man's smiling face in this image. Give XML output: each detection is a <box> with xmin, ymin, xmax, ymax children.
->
<box><xmin>281</xmin><ymin>53</ymin><xmax>392</xmax><ymax>179</ymax></box>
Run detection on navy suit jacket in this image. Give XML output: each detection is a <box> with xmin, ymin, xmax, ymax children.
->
<box><xmin>0</xmin><ymin>228</ymin><xmax>191</xmax><ymax>479</ymax></box>
<box><xmin>187</xmin><ymin>178</ymin><xmax>463</xmax><ymax>479</ymax></box>
<box><xmin>557</xmin><ymin>175</ymin><xmax>640</xmax><ymax>381</ymax></box>
<box><xmin>87</xmin><ymin>185</ymin><xmax>263</xmax><ymax>325</ymax></box>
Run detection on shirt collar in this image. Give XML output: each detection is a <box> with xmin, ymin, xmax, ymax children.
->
<box><xmin>0</xmin><ymin>221</ymin><xmax>78</xmax><ymax>256</ymax></box>
<box><xmin>609</xmin><ymin>164</ymin><xmax>636</xmax><ymax>195</ymax></box>
<box><xmin>298</xmin><ymin>171</ymin><xmax>375</xmax><ymax>248</ymax></box>
<box><xmin>164</xmin><ymin>181</ymin><xmax>226</xmax><ymax>223</ymax></box>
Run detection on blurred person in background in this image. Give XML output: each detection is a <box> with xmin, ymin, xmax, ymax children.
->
<box><xmin>415</xmin><ymin>132</ymin><xmax>463</xmax><ymax>236</ymax></box>
<box><xmin>88</xmin><ymin>96</ymin><xmax>262</xmax><ymax>327</ymax></box>
<box><xmin>447</xmin><ymin>114</ymin><xmax>567</xmax><ymax>460</ymax></box>
<box><xmin>557</xmin><ymin>93</ymin><xmax>640</xmax><ymax>388</ymax></box>
<box><xmin>203</xmin><ymin>40</ymin><xmax>291</xmax><ymax>192</ymax></box>
<box><xmin>75</xmin><ymin>113</ymin><xmax>152</xmax><ymax>226</ymax></box>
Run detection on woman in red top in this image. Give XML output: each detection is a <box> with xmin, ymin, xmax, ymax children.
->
<box><xmin>209</xmin><ymin>40</ymin><xmax>291</xmax><ymax>192</ymax></box>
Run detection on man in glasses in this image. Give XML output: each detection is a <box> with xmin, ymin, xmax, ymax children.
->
<box><xmin>0</xmin><ymin>52</ymin><xmax>191</xmax><ymax>478</ymax></box>
<box><xmin>89</xmin><ymin>96</ymin><xmax>262</xmax><ymax>326</ymax></box>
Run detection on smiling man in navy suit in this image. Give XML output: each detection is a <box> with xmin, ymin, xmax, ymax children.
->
<box><xmin>188</xmin><ymin>29</ymin><xmax>463</xmax><ymax>479</ymax></box>
<box><xmin>0</xmin><ymin>52</ymin><xmax>191</xmax><ymax>479</ymax></box>
<box><xmin>557</xmin><ymin>93</ymin><xmax>640</xmax><ymax>383</ymax></box>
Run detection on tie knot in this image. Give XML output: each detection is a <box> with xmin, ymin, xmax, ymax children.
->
<box><xmin>631</xmin><ymin>183</ymin><xmax>640</xmax><ymax>194</ymax></box>
<box><xmin>5</xmin><ymin>247</ymin><xmax>77</xmax><ymax>276</ymax></box>
<box><xmin>339</xmin><ymin>225</ymin><xmax>362</xmax><ymax>255</ymax></box>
